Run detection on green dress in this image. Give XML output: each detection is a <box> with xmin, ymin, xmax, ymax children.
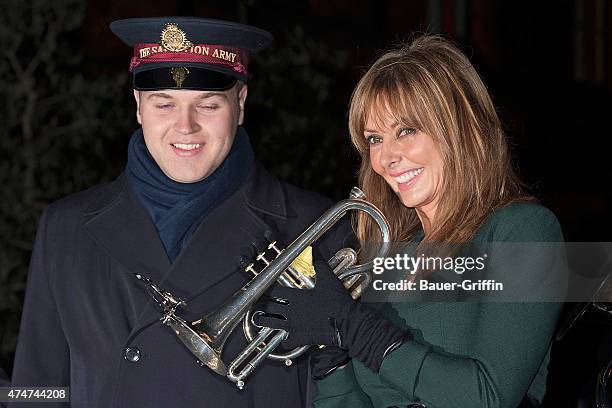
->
<box><xmin>314</xmin><ymin>203</ymin><xmax>565</xmax><ymax>408</ymax></box>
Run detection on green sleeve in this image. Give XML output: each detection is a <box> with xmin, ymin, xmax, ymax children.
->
<box><xmin>375</xmin><ymin>204</ymin><xmax>564</xmax><ymax>408</ymax></box>
<box><xmin>313</xmin><ymin>362</ymin><xmax>373</xmax><ymax>407</ymax></box>
<box><xmin>378</xmin><ymin>302</ymin><xmax>561</xmax><ymax>407</ymax></box>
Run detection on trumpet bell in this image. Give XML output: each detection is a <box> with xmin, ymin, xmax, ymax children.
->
<box><xmin>165</xmin><ymin>313</ymin><xmax>228</xmax><ymax>375</ymax></box>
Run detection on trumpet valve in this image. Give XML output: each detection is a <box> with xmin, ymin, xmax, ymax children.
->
<box><xmin>268</xmin><ymin>241</ymin><xmax>282</xmax><ymax>255</ymax></box>
<box><xmin>245</xmin><ymin>263</ymin><xmax>257</xmax><ymax>276</ymax></box>
<box><xmin>256</xmin><ymin>252</ymin><xmax>271</xmax><ymax>266</ymax></box>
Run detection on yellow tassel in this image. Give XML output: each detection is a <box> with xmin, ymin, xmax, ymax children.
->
<box><xmin>290</xmin><ymin>246</ymin><xmax>317</xmax><ymax>277</ymax></box>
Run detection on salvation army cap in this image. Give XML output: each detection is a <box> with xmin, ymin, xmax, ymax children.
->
<box><xmin>110</xmin><ymin>17</ymin><xmax>273</xmax><ymax>91</ymax></box>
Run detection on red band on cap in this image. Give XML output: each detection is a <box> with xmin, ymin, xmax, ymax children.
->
<box><xmin>129</xmin><ymin>43</ymin><xmax>249</xmax><ymax>75</ymax></box>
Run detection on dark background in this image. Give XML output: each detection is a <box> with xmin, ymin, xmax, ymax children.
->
<box><xmin>1</xmin><ymin>0</ymin><xmax>611</xmax><ymax>406</ymax></box>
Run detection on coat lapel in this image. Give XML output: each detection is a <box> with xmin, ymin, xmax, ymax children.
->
<box><xmin>83</xmin><ymin>165</ymin><xmax>290</xmax><ymax>330</ymax></box>
<box><xmin>83</xmin><ymin>174</ymin><xmax>171</xmax><ymax>283</ymax></box>
<box><xmin>161</xmin><ymin>163</ymin><xmax>289</xmax><ymax>302</ymax></box>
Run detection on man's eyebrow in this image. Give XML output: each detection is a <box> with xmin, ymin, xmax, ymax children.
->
<box><xmin>198</xmin><ymin>92</ymin><xmax>228</xmax><ymax>100</ymax></box>
<box><xmin>147</xmin><ymin>93</ymin><xmax>173</xmax><ymax>100</ymax></box>
<box><xmin>145</xmin><ymin>91</ymin><xmax>229</xmax><ymax>101</ymax></box>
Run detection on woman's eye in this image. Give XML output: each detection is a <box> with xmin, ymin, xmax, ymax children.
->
<box><xmin>398</xmin><ymin>127</ymin><xmax>417</xmax><ymax>138</ymax></box>
<box><xmin>365</xmin><ymin>135</ymin><xmax>382</xmax><ymax>145</ymax></box>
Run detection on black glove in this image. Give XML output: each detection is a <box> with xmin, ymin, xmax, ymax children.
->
<box><xmin>310</xmin><ymin>346</ymin><xmax>350</xmax><ymax>380</ymax></box>
<box><xmin>256</xmin><ymin>260</ymin><xmax>411</xmax><ymax>372</ymax></box>
<box><xmin>256</xmin><ymin>260</ymin><xmax>352</xmax><ymax>347</ymax></box>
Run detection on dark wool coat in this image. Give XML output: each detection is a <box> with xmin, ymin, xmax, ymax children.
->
<box><xmin>10</xmin><ymin>163</ymin><xmax>353</xmax><ymax>408</ymax></box>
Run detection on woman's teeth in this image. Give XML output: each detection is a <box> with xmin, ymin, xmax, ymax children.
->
<box><xmin>395</xmin><ymin>168</ymin><xmax>423</xmax><ymax>183</ymax></box>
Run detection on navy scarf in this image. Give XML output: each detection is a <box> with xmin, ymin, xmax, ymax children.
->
<box><xmin>126</xmin><ymin>127</ymin><xmax>254</xmax><ymax>263</ymax></box>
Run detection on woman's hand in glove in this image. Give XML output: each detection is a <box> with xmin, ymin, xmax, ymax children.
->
<box><xmin>256</xmin><ymin>260</ymin><xmax>353</xmax><ymax>348</ymax></box>
<box><xmin>255</xmin><ymin>260</ymin><xmax>411</xmax><ymax>372</ymax></box>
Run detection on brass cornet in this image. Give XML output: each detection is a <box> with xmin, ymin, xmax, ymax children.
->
<box><xmin>136</xmin><ymin>187</ymin><xmax>391</xmax><ymax>389</ymax></box>
<box><xmin>231</xmin><ymin>241</ymin><xmax>367</xmax><ymax>388</ymax></box>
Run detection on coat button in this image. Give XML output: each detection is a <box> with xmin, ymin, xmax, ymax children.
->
<box><xmin>124</xmin><ymin>347</ymin><xmax>141</xmax><ymax>363</ymax></box>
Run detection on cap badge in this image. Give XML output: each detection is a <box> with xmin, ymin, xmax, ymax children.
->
<box><xmin>160</xmin><ymin>23</ymin><xmax>193</xmax><ymax>52</ymax></box>
<box><xmin>170</xmin><ymin>67</ymin><xmax>190</xmax><ymax>88</ymax></box>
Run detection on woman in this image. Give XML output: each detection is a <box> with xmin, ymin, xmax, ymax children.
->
<box><xmin>260</xmin><ymin>34</ymin><xmax>564</xmax><ymax>408</ymax></box>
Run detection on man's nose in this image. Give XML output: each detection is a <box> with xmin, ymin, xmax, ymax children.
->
<box><xmin>174</xmin><ymin>107</ymin><xmax>201</xmax><ymax>134</ymax></box>
<box><xmin>378</xmin><ymin>138</ymin><xmax>401</xmax><ymax>168</ymax></box>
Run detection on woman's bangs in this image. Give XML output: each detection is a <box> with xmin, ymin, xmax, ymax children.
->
<box><xmin>364</xmin><ymin>76</ymin><xmax>420</xmax><ymax>132</ymax></box>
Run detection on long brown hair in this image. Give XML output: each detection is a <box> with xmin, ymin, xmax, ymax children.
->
<box><xmin>349</xmin><ymin>34</ymin><xmax>533</xmax><ymax>245</ymax></box>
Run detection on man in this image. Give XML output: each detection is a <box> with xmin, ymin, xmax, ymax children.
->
<box><xmin>9</xmin><ymin>17</ymin><xmax>350</xmax><ymax>407</ymax></box>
